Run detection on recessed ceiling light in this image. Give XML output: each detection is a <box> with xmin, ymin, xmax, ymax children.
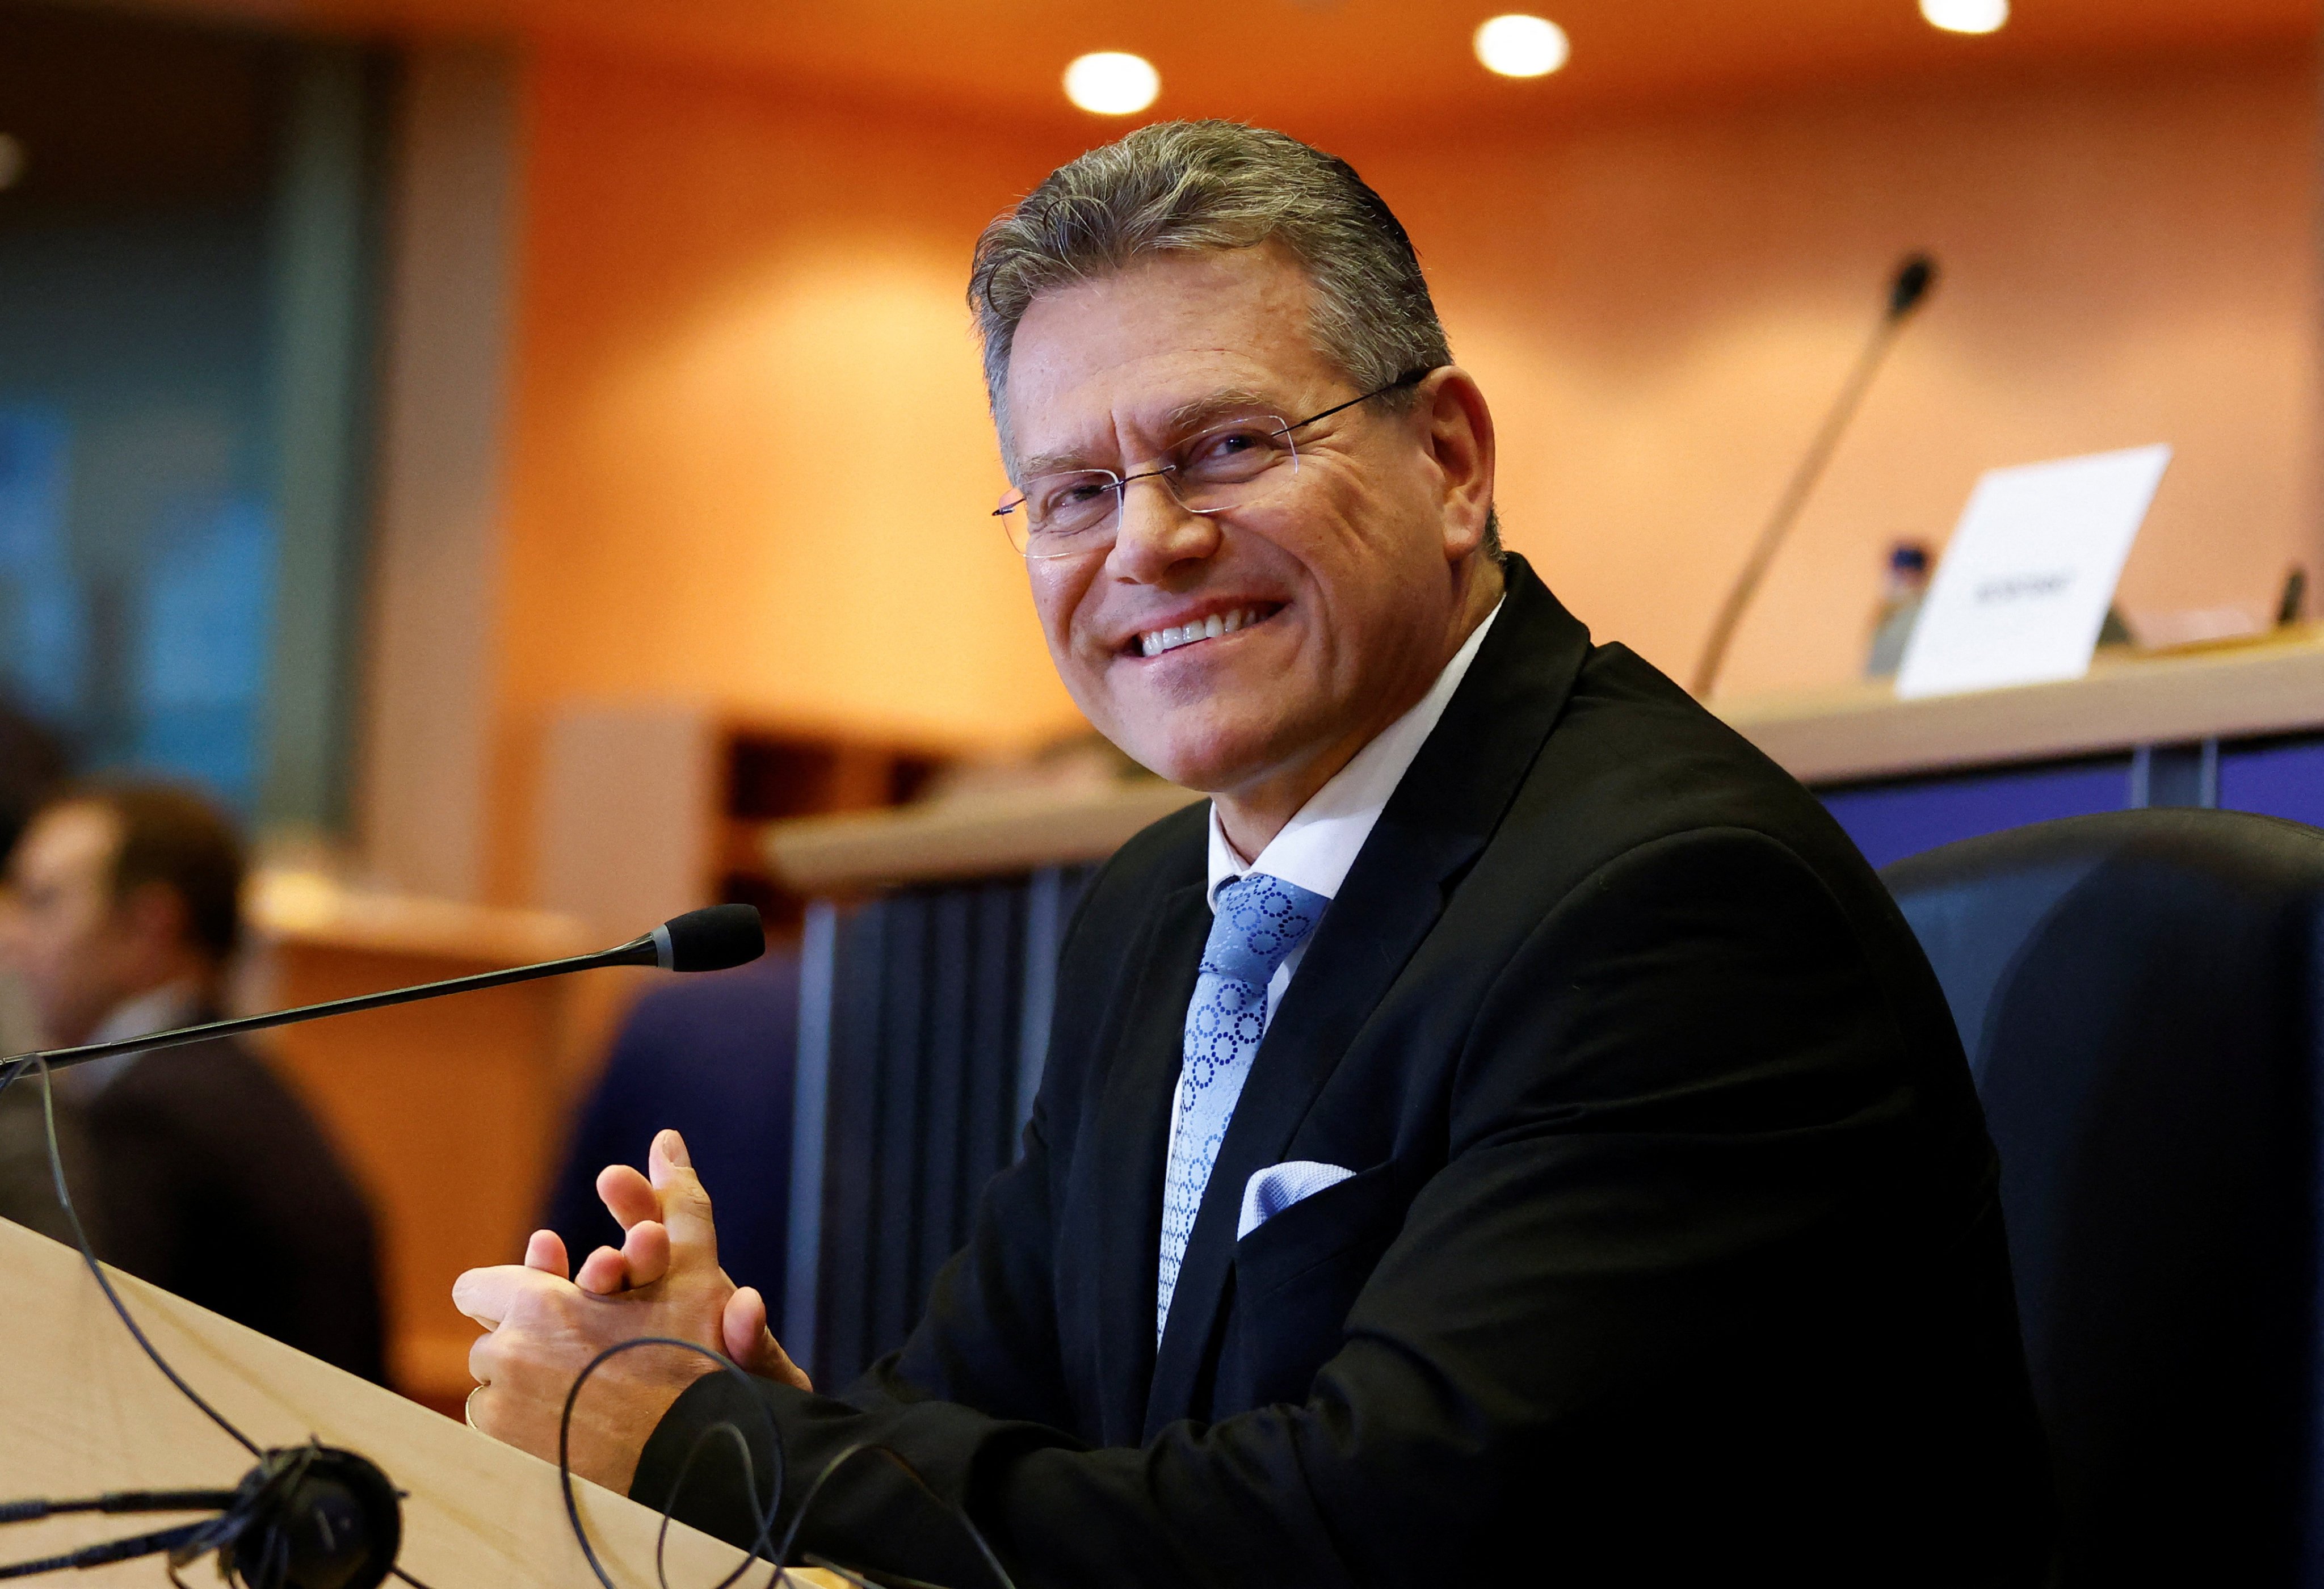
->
<box><xmin>1064</xmin><ymin>52</ymin><xmax>1160</xmax><ymax>116</ymax></box>
<box><xmin>0</xmin><ymin>135</ymin><xmax>26</xmax><ymax>192</ymax></box>
<box><xmin>1474</xmin><ymin>14</ymin><xmax>1570</xmax><ymax>78</ymax></box>
<box><xmin>1919</xmin><ymin>0</ymin><xmax>2008</xmax><ymax>35</ymax></box>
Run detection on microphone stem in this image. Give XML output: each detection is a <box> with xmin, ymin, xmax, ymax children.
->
<box><xmin>1690</xmin><ymin>309</ymin><xmax>1911</xmax><ymax>700</ymax></box>
<box><xmin>0</xmin><ymin>941</ymin><xmax>652</xmax><ymax>1078</ymax></box>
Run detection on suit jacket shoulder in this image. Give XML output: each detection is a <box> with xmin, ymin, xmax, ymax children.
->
<box><xmin>82</xmin><ymin>1035</ymin><xmax>386</xmax><ymax>1382</ymax></box>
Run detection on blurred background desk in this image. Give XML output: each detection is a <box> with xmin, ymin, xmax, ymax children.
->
<box><xmin>1733</xmin><ymin>623</ymin><xmax>2324</xmax><ymax>867</ymax></box>
<box><xmin>760</xmin><ymin>630</ymin><xmax>2324</xmax><ymax>1388</ymax></box>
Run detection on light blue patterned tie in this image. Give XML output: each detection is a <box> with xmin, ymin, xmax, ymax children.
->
<box><xmin>1157</xmin><ymin>871</ymin><xmax>1328</xmax><ymax>1339</ymax></box>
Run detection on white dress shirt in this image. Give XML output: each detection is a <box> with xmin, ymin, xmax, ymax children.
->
<box><xmin>1168</xmin><ymin>599</ymin><xmax>1504</xmax><ymax>1158</ymax></box>
<box><xmin>57</xmin><ymin>978</ymin><xmax>202</xmax><ymax>1102</ymax></box>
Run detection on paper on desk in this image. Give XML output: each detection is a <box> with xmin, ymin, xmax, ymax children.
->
<box><xmin>1896</xmin><ymin>443</ymin><xmax>2171</xmax><ymax>700</ymax></box>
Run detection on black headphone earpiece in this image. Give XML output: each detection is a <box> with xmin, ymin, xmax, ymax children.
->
<box><xmin>215</xmin><ymin>1446</ymin><xmax>401</xmax><ymax>1589</ymax></box>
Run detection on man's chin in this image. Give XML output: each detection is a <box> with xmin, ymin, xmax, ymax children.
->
<box><xmin>1113</xmin><ymin>728</ymin><xmax>1284</xmax><ymax>800</ymax></box>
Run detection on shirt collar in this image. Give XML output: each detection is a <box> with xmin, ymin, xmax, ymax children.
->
<box><xmin>64</xmin><ymin>978</ymin><xmax>205</xmax><ymax>1099</ymax></box>
<box><xmin>1207</xmin><ymin>596</ymin><xmax>1504</xmax><ymax>911</ymax></box>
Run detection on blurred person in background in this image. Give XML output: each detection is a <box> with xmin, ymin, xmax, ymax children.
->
<box><xmin>0</xmin><ymin>781</ymin><xmax>386</xmax><ymax>1381</ymax></box>
<box><xmin>0</xmin><ymin>696</ymin><xmax>84</xmax><ymax>1242</ymax></box>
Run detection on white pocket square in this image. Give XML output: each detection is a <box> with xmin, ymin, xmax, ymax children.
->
<box><xmin>1238</xmin><ymin>1161</ymin><xmax>1357</xmax><ymax>1241</ymax></box>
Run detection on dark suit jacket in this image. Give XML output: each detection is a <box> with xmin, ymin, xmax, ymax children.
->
<box><xmin>76</xmin><ymin>1032</ymin><xmax>387</xmax><ymax>1383</ymax></box>
<box><xmin>636</xmin><ymin>557</ymin><xmax>2054</xmax><ymax>1586</ymax></box>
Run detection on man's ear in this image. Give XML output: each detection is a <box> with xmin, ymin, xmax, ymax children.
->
<box><xmin>1421</xmin><ymin>367</ymin><xmax>1497</xmax><ymax>562</ymax></box>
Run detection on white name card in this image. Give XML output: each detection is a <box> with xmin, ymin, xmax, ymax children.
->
<box><xmin>1895</xmin><ymin>443</ymin><xmax>2171</xmax><ymax>700</ymax></box>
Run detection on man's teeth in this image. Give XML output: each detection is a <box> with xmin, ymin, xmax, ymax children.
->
<box><xmin>1138</xmin><ymin>607</ymin><xmax>1264</xmax><ymax>658</ymax></box>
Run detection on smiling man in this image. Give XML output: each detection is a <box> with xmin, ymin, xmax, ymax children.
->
<box><xmin>457</xmin><ymin>123</ymin><xmax>2052</xmax><ymax>1586</ymax></box>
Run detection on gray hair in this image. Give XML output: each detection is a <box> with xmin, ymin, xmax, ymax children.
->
<box><xmin>968</xmin><ymin>121</ymin><xmax>1498</xmax><ymax>552</ymax></box>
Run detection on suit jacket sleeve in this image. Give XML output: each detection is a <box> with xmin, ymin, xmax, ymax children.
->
<box><xmin>634</xmin><ymin>827</ymin><xmax>1977</xmax><ymax>1587</ymax></box>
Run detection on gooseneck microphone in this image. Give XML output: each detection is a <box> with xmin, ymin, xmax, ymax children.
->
<box><xmin>1689</xmin><ymin>251</ymin><xmax>1939</xmax><ymax>700</ymax></box>
<box><xmin>0</xmin><ymin>901</ymin><xmax>764</xmax><ymax>1079</ymax></box>
<box><xmin>0</xmin><ymin>902</ymin><xmax>761</xmax><ymax>1588</ymax></box>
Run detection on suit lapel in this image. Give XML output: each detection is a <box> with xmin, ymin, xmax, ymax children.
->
<box><xmin>1087</xmin><ymin>880</ymin><xmax>1211</xmax><ymax>1445</ymax></box>
<box><xmin>1141</xmin><ymin>556</ymin><xmax>1591</xmax><ymax>1437</ymax></box>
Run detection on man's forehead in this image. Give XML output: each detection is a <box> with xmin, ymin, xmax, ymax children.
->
<box><xmin>15</xmin><ymin>804</ymin><xmax>117</xmax><ymax>882</ymax></box>
<box><xmin>1005</xmin><ymin>245</ymin><xmax>1331</xmax><ymax>465</ymax></box>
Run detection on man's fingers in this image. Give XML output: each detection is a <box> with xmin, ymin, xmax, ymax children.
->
<box><xmin>596</xmin><ymin>1163</ymin><xmax>658</xmax><ymax>1230</ymax></box>
<box><xmin>621</xmin><ymin>1218</ymin><xmax>673</xmax><ymax>1287</ymax></box>
<box><xmin>719</xmin><ymin>1282</ymin><xmax>763</xmax><ymax>1361</ymax></box>
<box><xmin>568</xmin><ymin>1218</ymin><xmax>673</xmax><ymax>1295</ymax></box>
<box><xmin>647</xmin><ymin>1129</ymin><xmax>720</xmax><ymax>1263</ymax></box>
<box><xmin>468</xmin><ymin>1325</ymin><xmax>503</xmax><ymax>1390</ymax></box>
<box><xmin>452</xmin><ymin>1263</ymin><xmax>574</xmax><ymax>1330</ymax></box>
<box><xmin>573</xmin><ymin>1244</ymin><xmax>630</xmax><ymax>1294</ymax></box>
<box><xmin>721</xmin><ymin>1285</ymin><xmax>812</xmax><ymax>1393</ymax></box>
<box><xmin>524</xmin><ymin>1229</ymin><xmax>570</xmax><ymax>1279</ymax></box>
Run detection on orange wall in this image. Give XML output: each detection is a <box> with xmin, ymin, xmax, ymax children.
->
<box><xmin>1344</xmin><ymin>44</ymin><xmax>2319</xmax><ymax>698</ymax></box>
<box><xmin>498</xmin><ymin>53</ymin><xmax>1091</xmax><ymax>746</ymax></box>
<box><xmin>488</xmin><ymin>40</ymin><xmax>2318</xmax><ymax>894</ymax></box>
<box><xmin>492</xmin><ymin>53</ymin><xmax>1100</xmax><ymax>896</ymax></box>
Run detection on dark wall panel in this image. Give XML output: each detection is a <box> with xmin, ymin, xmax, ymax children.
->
<box><xmin>807</xmin><ymin>872</ymin><xmax>1077</xmax><ymax>1390</ymax></box>
<box><xmin>2221</xmin><ymin>739</ymin><xmax>2324</xmax><ymax>828</ymax></box>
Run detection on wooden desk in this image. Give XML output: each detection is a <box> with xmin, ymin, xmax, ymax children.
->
<box><xmin>0</xmin><ymin>1216</ymin><xmax>842</xmax><ymax>1587</ymax></box>
<box><xmin>764</xmin><ymin>625</ymin><xmax>2324</xmax><ymax>897</ymax></box>
<box><xmin>1718</xmin><ymin>624</ymin><xmax>2324</xmax><ymax>785</ymax></box>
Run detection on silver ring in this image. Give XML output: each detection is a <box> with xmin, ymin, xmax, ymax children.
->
<box><xmin>465</xmin><ymin>1384</ymin><xmax>485</xmax><ymax>1428</ymax></box>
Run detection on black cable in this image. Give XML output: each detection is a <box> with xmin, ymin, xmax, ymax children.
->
<box><xmin>548</xmin><ymin>1340</ymin><xmax>1020</xmax><ymax>1589</ymax></box>
<box><xmin>802</xmin><ymin>1556</ymin><xmax>953</xmax><ymax>1589</ymax></box>
<box><xmin>390</xmin><ymin>1566</ymin><xmax>444</xmax><ymax>1589</ymax></box>
<box><xmin>556</xmin><ymin>1337</ymin><xmax>784</xmax><ymax>1589</ymax></box>
<box><xmin>771</xmin><ymin>1444</ymin><xmax>1017</xmax><ymax>1589</ymax></box>
<box><xmin>0</xmin><ymin>1520</ymin><xmax>213</xmax><ymax>1578</ymax></box>
<box><xmin>0</xmin><ymin>1490</ymin><xmax>238</xmax><ymax>1523</ymax></box>
<box><xmin>24</xmin><ymin>1056</ymin><xmax>262</xmax><ymax>1457</ymax></box>
<box><xmin>658</xmin><ymin>1424</ymin><xmax>766</xmax><ymax>1589</ymax></box>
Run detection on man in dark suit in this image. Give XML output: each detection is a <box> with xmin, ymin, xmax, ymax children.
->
<box><xmin>0</xmin><ymin>696</ymin><xmax>83</xmax><ymax>1241</ymax></box>
<box><xmin>1</xmin><ymin>782</ymin><xmax>387</xmax><ymax>1382</ymax></box>
<box><xmin>458</xmin><ymin>122</ymin><xmax>2052</xmax><ymax>1583</ymax></box>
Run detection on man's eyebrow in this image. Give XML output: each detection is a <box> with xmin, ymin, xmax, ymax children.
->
<box><xmin>1015</xmin><ymin>388</ymin><xmax>1291</xmax><ymax>479</ymax></box>
<box><xmin>1159</xmin><ymin>388</ymin><xmax>1282</xmax><ymax>435</ymax></box>
<box><xmin>1014</xmin><ymin>446</ymin><xmax>1094</xmax><ymax>478</ymax></box>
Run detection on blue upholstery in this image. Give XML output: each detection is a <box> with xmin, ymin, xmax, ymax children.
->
<box><xmin>1884</xmin><ymin>810</ymin><xmax>2324</xmax><ymax>1586</ymax></box>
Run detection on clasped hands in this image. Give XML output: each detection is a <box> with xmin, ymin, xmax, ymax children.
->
<box><xmin>452</xmin><ymin>1128</ymin><xmax>811</xmax><ymax>1491</ymax></box>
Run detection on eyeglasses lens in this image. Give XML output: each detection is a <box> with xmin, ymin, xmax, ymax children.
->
<box><xmin>995</xmin><ymin>417</ymin><xmax>1297</xmax><ymax>559</ymax></box>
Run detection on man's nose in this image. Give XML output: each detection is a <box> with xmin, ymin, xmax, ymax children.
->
<box><xmin>1105</xmin><ymin>473</ymin><xmax>1221</xmax><ymax>582</ymax></box>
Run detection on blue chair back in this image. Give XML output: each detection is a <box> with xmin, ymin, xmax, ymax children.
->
<box><xmin>1885</xmin><ymin>809</ymin><xmax>2324</xmax><ymax>1586</ymax></box>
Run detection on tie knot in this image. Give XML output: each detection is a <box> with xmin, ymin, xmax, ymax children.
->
<box><xmin>1203</xmin><ymin>872</ymin><xmax>1327</xmax><ymax>986</ymax></box>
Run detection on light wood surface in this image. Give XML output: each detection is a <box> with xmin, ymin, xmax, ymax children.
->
<box><xmin>759</xmin><ymin>629</ymin><xmax>2324</xmax><ymax>893</ymax></box>
<box><xmin>0</xmin><ymin>1216</ymin><xmax>844</xmax><ymax>1588</ymax></box>
<box><xmin>1717</xmin><ymin>625</ymin><xmax>2324</xmax><ymax>786</ymax></box>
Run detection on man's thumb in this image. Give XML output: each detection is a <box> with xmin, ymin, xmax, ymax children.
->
<box><xmin>723</xmin><ymin>1285</ymin><xmax>812</xmax><ymax>1393</ymax></box>
<box><xmin>647</xmin><ymin>1129</ymin><xmax>718</xmax><ymax>1258</ymax></box>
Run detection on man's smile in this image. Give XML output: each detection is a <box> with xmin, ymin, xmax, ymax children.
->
<box><xmin>1122</xmin><ymin>602</ymin><xmax>1287</xmax><ymax>659</ymax></box>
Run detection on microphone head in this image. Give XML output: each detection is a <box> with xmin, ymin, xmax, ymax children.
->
<box><xmin>651</xmin><ymin>904</ymin><xmax>766</xmax><ymax>974</ymax></box>
<box><xmin>1889</xmin><ymin>252</ymin><xmax>1938</xmax><ymax>319</ymax></box>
